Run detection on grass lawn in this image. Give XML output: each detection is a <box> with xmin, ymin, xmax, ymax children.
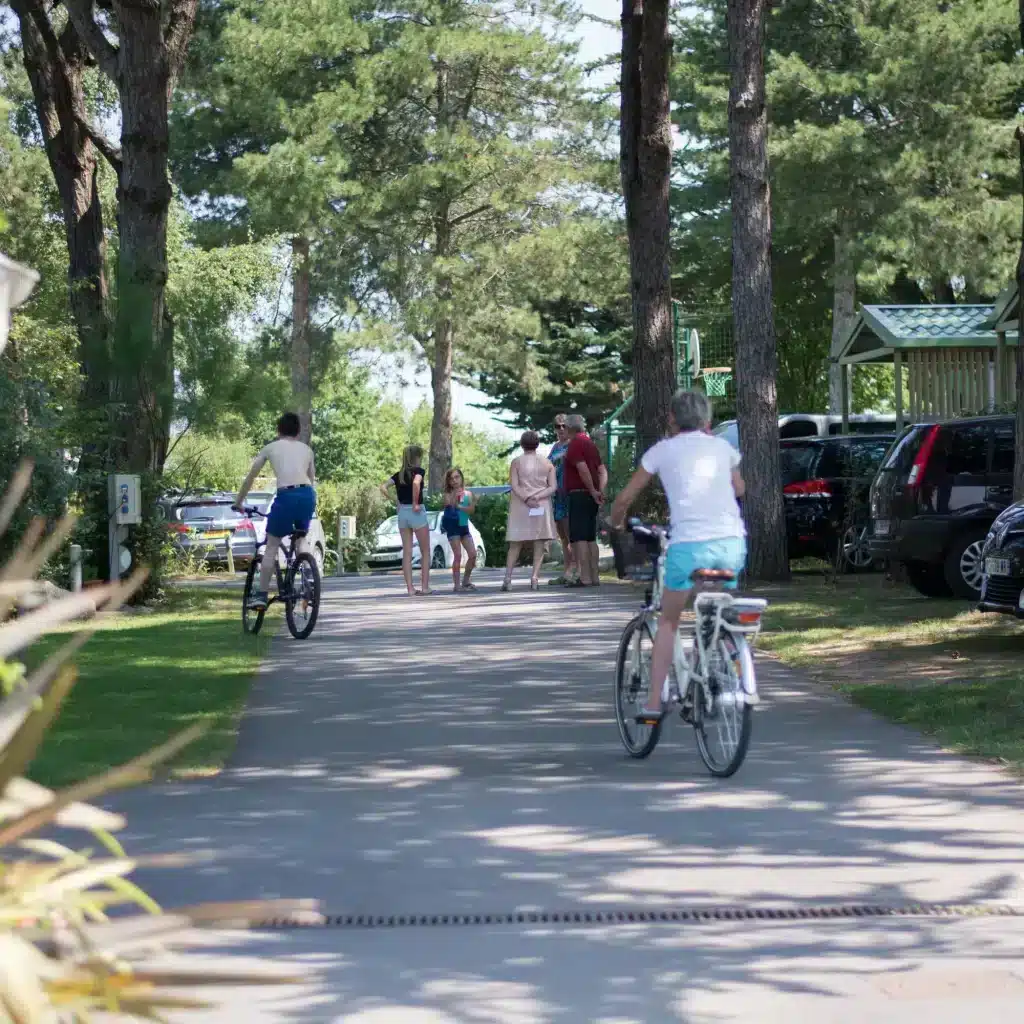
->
<box><xmin>748</xmin><ymin>569</ymin><xmax>1024</xmax><ymax>768</ymax></box>
<box><xmin>23</xmin><ymin>586</ymin><xmax>274</xmax><ymax>788</ymax></box>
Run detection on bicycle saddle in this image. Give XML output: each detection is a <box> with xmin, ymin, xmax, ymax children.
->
<box><xmin>691</xmin><ymin>568</ymin><xmax>736</xmax><ymax>581</ymax></box>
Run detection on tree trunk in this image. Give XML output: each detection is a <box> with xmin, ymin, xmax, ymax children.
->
<box><xmin>727</xmin><ymin>0</ymin><xmax>789</xmax><ymax>581</ymax></box>
<box><xmin>290</xmin><ymin>235</ymin><xmax>313</xmax><ymax>444</ymax></box>
<box><xmin>620</xmin><ymin>0</ymin><xmax>674</xmax><ymax>459</ymax></box>
<box><xmin>13</xmin><ymin>6</ymin><xmax>112</xmax><ymax>441</ymax></box>
<box><xmin>429</xmin><ymin>316</ymin><xmax>455</xmax><ymax>493</ymax></box>
<box><xmin>1014</xmin><ymin>121</ymin><xmax>1024</xmax><ymax>501</ymax></box>
<box><xmin>828</xmin><ymin>224</ymin><xmax>856</xmax><ymax>415</ymax></box>
<box><xmin>112</xmin><ymin>2</ymin><xmax>176</xmax><ymax>472</ymax></box>
<box><xmin>427</xmin><ymin>61</ymin><xmax>455</xmax><ymax>494</ymax></box>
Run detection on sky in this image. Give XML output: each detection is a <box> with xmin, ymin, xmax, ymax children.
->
<box><xmin>374</xmin><ymin>0</ymin><xmax>621</xmax><ymax>441</ymax></box>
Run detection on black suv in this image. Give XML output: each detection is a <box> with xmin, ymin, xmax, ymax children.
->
<box><xmin>868</xmin><ymin>415</ymin><xmax>1015</xmax><ymax>599</ymax></box>
<box><xmin>782</xmin><ymin>435</ymin><xmax>895</xmax><ymax>569</ymax></box>
<box><xmin>978</xmin><ymin>501</ymin><xmax>1024</xmax><ymax>617</ymax></box>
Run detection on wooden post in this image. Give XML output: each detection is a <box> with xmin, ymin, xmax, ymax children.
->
<box><xmin>224</xmin><ymin>537</ymin><xmax>234</xmax><ymax>575</ymax></box>
<box><xmin>893</xmin><ymin>350</ymin><xmax>903</xmax><ymax>431</ymax></box>
<box><xmin>840</xmin><ymin>361</ymin><xmax>850</xmax><ymax>434</ymax></box>
<box><xmin>996</xmin><ymin>331</ymin><xmax>1006</xmax><ymax>407</ymax></box>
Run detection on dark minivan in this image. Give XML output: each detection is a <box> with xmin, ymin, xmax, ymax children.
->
<box><xmin>868</xmin><ymin>415</ymin><xmax>1015</xmax><ymax>599</ymax></box>
<box><xmin>781</xmin><ymin>435</ymin><xmax>895</xmax><ymax>569</ymax></box>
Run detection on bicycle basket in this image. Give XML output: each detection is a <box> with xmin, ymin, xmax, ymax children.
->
<box><xmin>611</xmin><ymin>529</ymin><xmax>657</xmax><ymax>582</ymax></box>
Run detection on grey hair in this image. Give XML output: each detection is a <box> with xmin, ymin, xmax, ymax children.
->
<box><xmin>566</xmin><ymin>413</ymin><xmax>586</xmax><ymax>432</ymax></box>
<box><xmin>670</xmin><ymin>389</ymin><xmax>712</xmax><ymax>432</ymax></box>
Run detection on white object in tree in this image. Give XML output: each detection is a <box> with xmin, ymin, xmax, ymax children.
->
<box><xmin>0</xmin><ymin>253</ymin><xmax>40</xmax><ymax>355</ymax></box>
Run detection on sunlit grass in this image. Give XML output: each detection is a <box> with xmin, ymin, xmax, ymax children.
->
<box><xmin>24</xmin><ymin>587</ymin><xmax>275</xmax><ymax>786</ymax></box>
<box><xmin>751</xmin><ymin>572</ymin><xmax>1024</xmax><ymax>768</ymax></box>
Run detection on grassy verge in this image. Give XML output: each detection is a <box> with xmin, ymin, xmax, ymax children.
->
<box><xmin>24</xmin><ymin>587</ymin><xmax>275</xmax><ymax>788</ymax></box>
<box><xmin>750</xmin><ymin>571</ymin><xmax>1024</xmax><ymax>768</ymax></box>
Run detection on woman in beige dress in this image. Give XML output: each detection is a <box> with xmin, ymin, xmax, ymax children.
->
<box><xmin>502</xmin><ymin>430</ymin><xmax>557</xmax><ymax>591</ymax></box>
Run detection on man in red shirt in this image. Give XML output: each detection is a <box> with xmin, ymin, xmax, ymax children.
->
<box><xmin>564</xmin><ymin>413</ymin><xmax>607</xmax><ymax>585</ymax></box>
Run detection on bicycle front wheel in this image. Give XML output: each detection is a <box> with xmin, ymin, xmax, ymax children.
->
<box><xmin>693</xmin><ymin>631</ymin><xmax>752</xmax><ymax>777</ymax></box>
<box><xmin>285</xmin><ymin>551</ymin><xmax>321</xmax><ymax>640</ymax></box>
<box><xmin>242</xmin><ymin>555</ymin><xmax>266</xmax><ymax>635</ymax></box>
<box><xmin>614</xmin><ymin>614</ymin><xmax>662</xmax><ymax>758</ymax></box>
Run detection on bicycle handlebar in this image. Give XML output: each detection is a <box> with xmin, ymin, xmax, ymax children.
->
<box><xmin>234</xmin><ymin>505</ymin><xmax>266</xmax><ymax>517</ymax></box>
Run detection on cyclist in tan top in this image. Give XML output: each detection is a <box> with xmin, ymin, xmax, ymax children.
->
<box><xmin>234</xmin><ymin>412</ymin><xmax>316</xmax><ymax>610</ymax></box>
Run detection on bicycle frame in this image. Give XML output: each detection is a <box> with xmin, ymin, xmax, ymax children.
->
<box><xmin>633</xmin><ymin>530</ymin><xmax>766</xmax><ymax>709</ymax></box>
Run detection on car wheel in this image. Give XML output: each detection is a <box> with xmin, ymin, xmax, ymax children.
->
<box><xmin>840</xmin><ymin>525</ymin><xmax>875</xmax><ymax>573</ymax></box>
<box><xmin>314</xmin><ymin>543</ymin><xmax>325</xmax><ymax>574</ymax></box>
<box><xmin>943</xmin><ymin>530</ymin><xmax>988</xmax><ymax>600</ymax></box>
<box><xmin>476</xmin><ymin>545</ymin><xmax>486</xmax><ymax>568</ymax></box>
<box><xmin>904</xmin><ymin>559</ymin><xmax>954</xmax><ymax>598</ymax></box>
<box><xmin>431</xmin><ymin>546</ymin><xmax>447</xmax><ymax>569</ymax></box>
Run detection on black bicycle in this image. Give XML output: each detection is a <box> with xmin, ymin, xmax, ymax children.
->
<box><xmin>239</xmin><ymin>507</ymin><xmax>321</xmax><ymax>640</ymax></box>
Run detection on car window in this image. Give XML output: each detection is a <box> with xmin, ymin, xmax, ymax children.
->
<box><xmin>879</xmin><ymin>425</ymin><xmax>926</xmax><ymax>473</ymax></box>
<box><xmin>992</xmin><ymin>422</ymin><xmax>1015</xmax><ymax>475</ymax></box>
<box><xmin>842</xmin><ymin>440</ymin><xmax>893</xmax><ymax>478</ymax></box>
<box><xmin>779</xmin><ymin>445</ymin><xmax>819</xmax><ymax>484</ymax></box>
<box><xmin>179</xmin><ymin>504</ymin><xmax>237</xmax><ymax>521</ymax></box>
<box><xmin>377</xmin><ymin>516</ymin><xmax>398</xmax><ymax>534</ymax></box>
<box><xmin>945</xmin><ymin>424</ymin><xmax>990</xmax><ymax>476</ymax></box>
<box><xmin>779</xmin><ymin>420</ymin><xmax>818</xmax><ymax>439</ymax></box>
<box><xmin>428</xmin><ymin>512</ymin><xmax>440</xmax><ymax>530</ymax></box>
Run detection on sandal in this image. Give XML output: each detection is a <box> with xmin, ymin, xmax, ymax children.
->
<box><xmin>415</xmin><ymin>589</ymin><xmax>434</xmax><ymax>596</ymax></box>
<box><xmin>461</xmin><ymin>582</ymin><xmax>478</xmax><ymax>592</ymax></box>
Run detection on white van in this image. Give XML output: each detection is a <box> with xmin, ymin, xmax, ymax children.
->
<box><xmin>713</xmin><ymin>413</ymin><xmax>897</xmax><ymax>449</ymax></box>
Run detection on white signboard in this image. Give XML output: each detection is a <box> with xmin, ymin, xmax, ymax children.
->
<box><xmin>338</xmin><ymin>516</ymin><xmax>356</xmax><ymax>540</ymax></box>
<box><xmin>108</xmin><ymin>474</ymin><xmax>141</xmax><ymax>525</ymax></box>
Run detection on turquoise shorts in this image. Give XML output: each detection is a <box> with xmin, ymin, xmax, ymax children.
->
<box><xmin>664</xmin><ymin>537</ymin><xmax>746</xmax><ymax>591</ymax></box>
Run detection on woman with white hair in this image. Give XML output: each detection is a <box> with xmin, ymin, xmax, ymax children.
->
<box><xmin>610</xmin><ymin>389</ymin><xmax>746</xmax><ymax>724</ymax></box>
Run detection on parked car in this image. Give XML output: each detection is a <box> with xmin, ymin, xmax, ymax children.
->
<box><xmin>366</xmin><ymin>511</ymin><xmax>486</xmax><ymax>570</ymax></box>
<box><xmin>978</xmin><ymin>500</ymin><xmax>1024</xmax><ymax>618</ymax></box>
<box><xmin>781</xmin><ymin>434</ymin><xmax>896</xmax><ymax>569</ymax></box>
<box><xmin>868</xmin><ymin>415</ymin><xmax>1015</xmax><ymax>599</ymax></box>
<box><xmin>164</xmin><ymin>491</ymin><xmax>328</xmax><ymax>572</ymax></box>
<box><xmin>715</xmin><ymin>412</ymin><xmax>897</xmax><ymax>449</ymax></box>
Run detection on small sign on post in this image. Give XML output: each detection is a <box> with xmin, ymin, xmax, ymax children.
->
<box><xmin>107</xmin><ymin>473</ymin><xmax>141</xmax><ymax>583</ymax></box>
<box><xmin>337</xmin><ymin>516</ymin><xmax>356</xmax><ymax>577</ymax></box>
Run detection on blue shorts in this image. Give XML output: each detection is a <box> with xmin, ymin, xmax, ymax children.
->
<box><xmin>664</xmin><ymin>537</ymin><xmax>746</xmax><ymax>591</ymax></box>
<box><xmin>397</xmin><ymin>504</ymin><xmax>429</xmax><ymax>531</ymax></box>
<box><xmin>267</xmin><ymin>485</ymin><xmax>315</xmax><ymax>539</ymax></box>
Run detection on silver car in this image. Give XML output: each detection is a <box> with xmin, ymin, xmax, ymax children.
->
<box><xmin>166</xmin><ymin>498</ymin><xmax>258</xmax><ymax>566</ymax></box>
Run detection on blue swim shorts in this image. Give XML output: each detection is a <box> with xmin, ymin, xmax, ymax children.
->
<box><xmin>266</xmin><ymin>485</ymin><xmax>316</xmax><ymax>539</ymax></box>
<box><xmin>664</xmin><ymin>537</ymin><xmax>746</xmax><ymax>591</ymax></box>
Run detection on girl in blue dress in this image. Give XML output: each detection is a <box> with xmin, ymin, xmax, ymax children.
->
<box><xmin>442</xmin><ymin>468</ymin><xmax>478</xmax><ymax>592</ymax></box>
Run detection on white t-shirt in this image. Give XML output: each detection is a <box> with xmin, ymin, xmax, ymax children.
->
<box><xmin>252</xmin><ymin>438</ymin><xmax>315</xmax><ymax>489</ymax></box>
<box><xmin>640</xmin><ymin>431</ymin><xmax>744</xmax><ymax>544</ymax></box>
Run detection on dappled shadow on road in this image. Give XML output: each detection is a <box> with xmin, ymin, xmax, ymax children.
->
<box><xmin>93</xmin><ymin>573</ymin><xmax>1024</xmax><ymax>1020</ymax></box>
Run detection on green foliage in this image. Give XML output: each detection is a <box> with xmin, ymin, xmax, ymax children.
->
<box><xmin>164</xmin><ymin>432</ymin><xmax>258</xmax><ymax>493</ymax></box>
<box><xmin>468</xmin><ymin>494</ymin><xmax>511</xmax><ymax>567</ymax></box>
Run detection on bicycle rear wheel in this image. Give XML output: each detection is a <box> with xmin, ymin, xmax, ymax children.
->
<box><xmin>693</xmin><ymin>630</ymin><xmax>752</xmax><ymax>777</ymax></box>
<box><xmin>614</xmin><ymin>614</ymin><xmax>662</xmax><ymax>758</ymax></box>
<box><xmin>242</xmin><ymin>555</ymin><xmax>266</xmax><ymax>635</ymax></box>
<box><xmin>285</xmin><ymin>551</ymin><xmax>321</xmax><ymax>639</ymax></box>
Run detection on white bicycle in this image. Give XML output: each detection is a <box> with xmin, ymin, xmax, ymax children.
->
<box><xmin>614</xmin><ymin>519</ymin><xmax>767</xmax><ymax>777</ymax></box>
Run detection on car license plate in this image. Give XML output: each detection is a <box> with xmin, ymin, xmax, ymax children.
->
<box><xmin>199</xmin><ymin>530</ymin><xmax>229</xmax><ymax>540</ymax></box>
<box><xmin>986</xmin><ymin>557</ymin><xmax>1011</xmax><ymax>577</ymax></box>
<box><xmin>873</xmin><ymin>520</ymin><xmax>890</xmax><ymax>537</ymax></box>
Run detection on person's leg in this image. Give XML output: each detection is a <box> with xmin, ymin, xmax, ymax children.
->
<box><xmin>643</xmin><ymin>588</ymin><xmax>692</xmax><ymax>714</ymax></box>
<box><xmin>450</xmin><ymin>533</ymin><xmax>462</xmax><ymax>590</ymax></box>
<box><xmin>555</xmin><ymin>517</ymin><xmax>574</xmax><ymax>582</ymax></box>
<box><xmin>461</xmin><ymin>535</ymin><xmax>477</xmax><ymax>587</ymax></box>
<box><xmin>503</xmin><ymin>541</ymin><xmax>521</xmax><ymax>589</ymax></box>
<box><xmin>415</xmin><ymin>524</ymin><xmax>431</xmax><ymax>592</ymax></box>
<box><xmin>530</xmin><ymin>539</ymin><xmax>545</xmax><ymax>585</ymax></box>
<box><xmin>588</xmin><ymin>540</ymin><xmax>600</xmax><ymax>585</ymax></box>
<box><xmin>400</xmin><ymin>527</ymin><xmax>415</xmax><ymax>595</ymax></box>
<box><xmin>252</xmin><ymin>534</ymin><xmax>282</xmax><ymax>603</ymax></box>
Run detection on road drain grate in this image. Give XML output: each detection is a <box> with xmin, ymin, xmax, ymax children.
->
<box><xmin>252</xmin><ymin>903</ymin><xmax>1024</xmax><ymax>931</ymax></box>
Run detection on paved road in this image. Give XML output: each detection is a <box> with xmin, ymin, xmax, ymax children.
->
<box><xmin>103</xmin><ymin>572</ymin><xmax>1024</xmax><ymax>1021</ymax></box>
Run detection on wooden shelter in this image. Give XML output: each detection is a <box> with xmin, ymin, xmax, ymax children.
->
<box><xmin>831</xmin><ymin>304</ymin><xmax>1017</xmax><ymax>431</ymax></box>
<box><xmin>980</xmin><ymin>284</ymin><xmax>1019</xmax><ymax>407</ymax></box>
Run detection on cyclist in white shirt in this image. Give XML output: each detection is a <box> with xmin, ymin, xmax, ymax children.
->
<box><xmin>611</xmin><ymin>389</ymin><xmax>746</xmax><ymax>722</ymax></box>
<box><xmin>235</xmin><ymin>411</ymin><xmax>316</xmax><ymax>610</ymax></box>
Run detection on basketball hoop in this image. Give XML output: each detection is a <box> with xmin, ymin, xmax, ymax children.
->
<box><xmin>700</xmin><ymin>367</ymin><xmax>732</xmax><ymax>398</ymax></box>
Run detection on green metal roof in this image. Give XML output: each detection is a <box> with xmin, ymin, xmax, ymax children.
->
<box><xmin>981</xmin><ymin>284</ymin><xmax>1018</xmax><ymax>331</ymax></box>
<box><xmin>833</xmin><ymin>304</ymin><xmax>1016</xmax><ymax>363</ymax></box>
